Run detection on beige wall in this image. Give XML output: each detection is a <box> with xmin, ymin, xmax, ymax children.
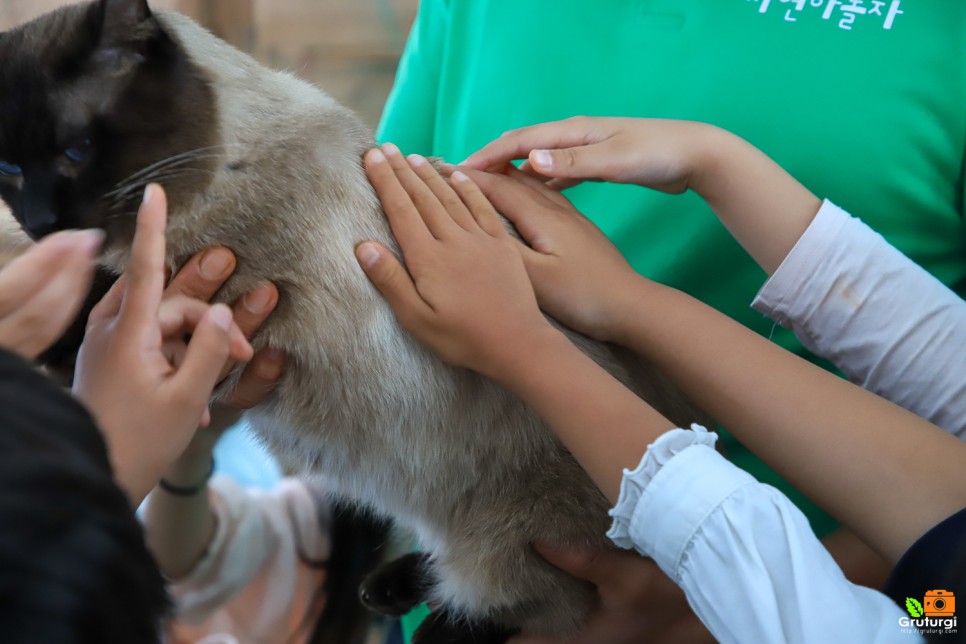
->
<box><xmin>0</xmin><ymin>0</ymin><xmax>418</xmax><ymax>259</ymax></box>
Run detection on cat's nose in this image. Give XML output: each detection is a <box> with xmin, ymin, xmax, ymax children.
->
<box><xmin>23</xmin><ymin>209</ymin><xmax>60</xmax><ymax>239</ymax></box>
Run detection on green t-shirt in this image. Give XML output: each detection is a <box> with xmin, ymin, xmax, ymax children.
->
<box><xmin>377</xmin><ymin>1</ymin><xmax>966</xmax><ymax>636</ymax></box>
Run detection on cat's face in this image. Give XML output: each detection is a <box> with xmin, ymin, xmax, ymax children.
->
<box><xmin>0</xmin><ymin>0</ymin><xmax>217</xmax><ymax>246</ymax></box>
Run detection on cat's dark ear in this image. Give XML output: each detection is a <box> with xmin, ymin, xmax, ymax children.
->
<box><xmin>96</xmin><ymin>0</ymin><xmax>153</xmax><ymax>49</ymax></box>
<box><xmin>93</xmin><ymin>0</ymin><xmax>155</xmax><ymax>71</ymax></box>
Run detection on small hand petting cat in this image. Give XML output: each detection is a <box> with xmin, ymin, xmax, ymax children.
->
<box><xmin>355</xmin><ymin>118</ymin><xmax>965</xmax><ymax>642</ymax></box>
<box><xmin>4</xmin><ymin>116</ymin><xmax>962</xmax><ymax>643</ymax></box>
<box><xmin>149</xmin><ymin>117</ymin><xmax>964</xmax><ymax>643</ymax></box>
<box><xmin>0</xmin><ymin>183</ymin><xmax>282</xmax><ymax>507</ymax></box>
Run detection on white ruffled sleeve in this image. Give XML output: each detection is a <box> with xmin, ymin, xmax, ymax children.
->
<box><xmin>606</xmin><ymin>427</ymin><xmax>916</xmax><ymax>643</ymax></box>
<box><xmin>607</xmin><ymin>424</ymin><xmax>717</xmax><ymax>551</ymax></box>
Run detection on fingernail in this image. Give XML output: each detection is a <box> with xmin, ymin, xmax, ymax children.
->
<box><xmin>243</xmin><ymin>284</ymin><xmax>273</xmax><ymax>314</ymax></box>
<box><xmin>407</xmin><ymin>154</ymin><xmax>427</xmax><ymax>166</ymax></box>
<box><xmin>356</xmin><ymin>243</ymin><xmax>380</xmax><ymax>269</ymax></box>
<box><xmin>367</xmin><ymin>148</ymin><xmax>386</xmax><ymax>164</ymax></box>
<box><xmin>451</xmin><ymin>170</ymin><xmax>469</xmax><ymax>183</ymax></box>
<box><xmin>142</xmin><ymin>183</ymin><xmax>157</xmax><ymax>205</ymax></box>
<box><xmin>382</xmin><ymin>143</ymin><xmax>401</xmax><ymax>157</ymax></box>
<box><xmin>74</xmin><ymin>228</ymin><xmax>105</xmax><ymax>254</ymax></box>
<box><xmin>200</xmin><ymin>248</ymin><xmax>232</xmax><ymax>279</ymax></box>
<box><xmin>210</xmin><ymin>304</ymin><xmax>233</xmax><ymax>331</ymax></box>
<box><xmin>532</xmin><ymin>150</ymin><xmax>553</xmax><ymax>170</ymax></box>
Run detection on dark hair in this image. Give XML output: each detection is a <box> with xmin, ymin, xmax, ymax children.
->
<box><xmin>0</xmin><ymin>349</ymin><xmax>169</xmax><ymax>643</ymax></box>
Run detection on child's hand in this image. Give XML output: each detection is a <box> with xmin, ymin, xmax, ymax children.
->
<box><xmin>161</xmin><ymin>245</ymin><xmax>285</xmax><ymax>409</ymax></box>
<box><xmin>156</xmin><ymin>246</ymin><xmax>287</xmax><ymax>487</ymax></box>
<box><xmin>463</xmin><ymin>117</ymin><xmax>718</xmax><ymax>193</ymax></box>
<box><xmin>452</xmin><ymin>168</ymin><xmax>643</xmax><ymax>343</ymax></box>
<box><xmin>72</xmin><ymin>185</ymin><xmax>252</xmax><ymax>504</ymax></box>
<box><xmin>0</xmin><ymin>229</ymin><xmax>103</xmax><ymax>359</ymax></box>
<box><xmin>358</xmin><ymin>144</ymin><xmax>554</xmax><ymax>381</ymax></box>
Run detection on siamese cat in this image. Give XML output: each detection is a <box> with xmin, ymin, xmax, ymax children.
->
<box><xmin>0</xmin><ymin>1</ymin><xmax>704</xmax><ymax>641</ymax></box>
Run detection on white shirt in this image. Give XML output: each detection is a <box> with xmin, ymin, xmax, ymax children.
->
<box><xmin>165</xmin><ymin>477</ymin><xmax>329</xmax><ymax>644</ymax></box>
<box><xmin>607</xmin><ymin>200</ymin><xmax>965</xmax><ymax>644</ymax></box>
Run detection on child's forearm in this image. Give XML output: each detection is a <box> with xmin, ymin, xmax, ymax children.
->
<box><xmin>691</xmin><ymin>127</ymin><xmax>823</xmax><ymax>275</ymax></box>
<box><xmin>142</xmin><ymin>448</ymin><xmax>217</xmax><ymax>580</ymax></box>
<box><xmin>487</xmin><ymin>327</ymin><xmax>676</xmax><ymax>503</ymax></box>
<box><xmin>612</xmin><ymin>277</ymin><xmax>966</xmax><ymax>562</ymax></box>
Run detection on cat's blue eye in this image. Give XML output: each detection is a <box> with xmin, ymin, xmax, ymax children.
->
<box><xmin>64</xmin><ymin>139</ymin><xmax>92</xmax><ymax>164</ymax></box>
<box><xmin>0</xmin><ymin>161</ymin><xmax>22</xmax><ymax>176</ymax></box>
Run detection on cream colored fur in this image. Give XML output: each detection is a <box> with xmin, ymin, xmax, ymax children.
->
<box><xmin>98</xmin><ymin>12</ymin><xmax>701</xmax><ymax>635</ymax></box>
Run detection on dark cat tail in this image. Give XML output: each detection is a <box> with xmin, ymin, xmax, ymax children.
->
<box><xmin>303</xmin><ymin>496</ymin><xmax>394</xmax><ymax>644</ymax></box>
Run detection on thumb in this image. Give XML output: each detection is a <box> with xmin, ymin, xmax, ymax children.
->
<box><xmin>176</xmin><ymin>303</ymin><xmax>234</xmax><ymax>400</ymax></box>
<box><xmin>355</xmin><ymin>242</ymin><xmax>429</xmax><ymax>320</ymax></box>
<box><xmin>532</xmin><ymin>542</ymin><xmax>626</xmax><ymax>586</ymax></box>
<box><xmin>528</xmin><ymin>145</ymin><xmax>609</xmax><ymax>181</ymax></box>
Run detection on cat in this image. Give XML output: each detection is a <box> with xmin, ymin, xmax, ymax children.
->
<box><xmin>0</xmin><ymin>1</ymin><xmax>704</xmax><ymax>640</ymax></box>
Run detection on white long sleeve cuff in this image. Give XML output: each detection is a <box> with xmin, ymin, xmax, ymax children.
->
<box><xmin>608</xmin><ymin>430</ymin><xmax>917</xmax><ymax>643</ymax></box>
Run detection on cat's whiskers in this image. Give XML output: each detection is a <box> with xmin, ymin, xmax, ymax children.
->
<box><xmin>111</xmin><ymin>143</ymin><xmax>241</xmax><ymax>189</ymax></box>
<box><xmin>100</xmin><ymin>166</ymin><xmax>220</xmax><ymax>221</ymax></box>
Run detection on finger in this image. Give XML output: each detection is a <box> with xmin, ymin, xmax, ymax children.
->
<box><xmin>158</xmin><ymin>296</ymin><xmax>253</xmax><ymax>361</ymax></box>
<box><xmin>449</xmin><ymin>171</ymin><xmax>506</xmax><ymax>238</ymax></box>
<box><xmin>224</xmin><ymin>347</ymin><xmax>286</xmax><ymax>409</ymax></box>
<box><xmin>173</xmin><ymin>303</ymin><xmax>235</xmax><ymax>404</ymax></box>
<box><xmin>88</xmin><ymin>274</ymin><xmax>127</xmax><ymax>324</ymax></box>
<box><xmin>0</xmin><ymin>229</ymin><xmax>103</xmax><ymax>317</ymax></box>
<box><xmin>517</xmin><ymin>160</ymin><xmax>585</xmax><ymax>192</ymax></box>
<box><xmin>118</xmin><ymin>184</ymin><xmax>167</xmax><ymax>333</ymax></box>
<box><xmin>407</xmin><ymin>154</ymin><xmax>479</xmax><ymax>232</ymax></box>
<box><xmin>165</xmin><ymin>247</ymin><xmax>236</xmax><ymax>302</ymax></box>
<box><xmin>0</xmin><ymin>234</ymin><xmax>102</xmax><ymax>357</ymax></box>
<box><xmin>461</xmin><ymin>118</ymin><xmax>599</xmax><ymax>170</ymax></box>
<box><xmin>365</xmin><ymin>148</ymin><xmax>434</xmax><ymax>251</ymax></box>
<box><xmin>458</xmin><ymin>170</ymin><xmax>558</xmax><ymax>252</ymax></box>
<box><xmin>518</xmin><ymin>159</ymin><xmax>564</xmax><ymax>186</ymax></box>
<box><xmin>506</xmin><ymin>169</ymin><xmax>582</xmax><ymax>206</ymax></box>
<box><xmin>532</xmin><ymin>543</ymin><xmax>635</xmax><ymax>587</ymax></box>
<box><xmin>527</xmin><ymin>145</ymin><xmax>614</xmax><ymax>184</ymax></box>
<box><xmin>355</xmin><ymin>241</ymin><xmax>431</xmax><ymax>325</ymax></box>
<box><xmin>232</xmin><ymin>282</ymin><xmax>279</xmax><ymax>340</ymax></box>
<box><xmin>382</xmin><ymin>143</ymin><xmax>461</xmax><ymax>239</ymax></box>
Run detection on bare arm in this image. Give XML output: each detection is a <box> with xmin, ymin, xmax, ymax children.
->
<box><xmin>361</xmin><ymin>136</ymin><xmax>966</xmax><ymax>565</ymax></box>
<box><xmin>457</xmin><ymin>165</ymin><xmax>966</xmax><ymax>563</ymax></box>
<box><xmin>139</xmin><ymin>246</ymin><xmax>284</xmax><ymax>579</ymax></box>
<box><xmin>355</xmin><ymin>145</ymin><xmax>674</xmax><ymax>502</ymax></box>
<box><xmin>463</xmin><ymin>117</ymin><xmax>820</xmax><ymax>275</ymax></box>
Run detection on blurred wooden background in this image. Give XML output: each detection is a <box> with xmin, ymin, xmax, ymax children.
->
<box><xmin>0</xmin><ymin>0</ymin><xmax>418</xmax><ymax>260</ymax></box>
<box><xmin>0</xmin><ymin>0</ymin><xmax>418</xmax><ymax>128</ymax></box>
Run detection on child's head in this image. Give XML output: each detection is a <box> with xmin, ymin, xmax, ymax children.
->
<box><xmin>0</xmin><ymin>351</ymin><xmax>169</xmax><ymax>643</ymax></box>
